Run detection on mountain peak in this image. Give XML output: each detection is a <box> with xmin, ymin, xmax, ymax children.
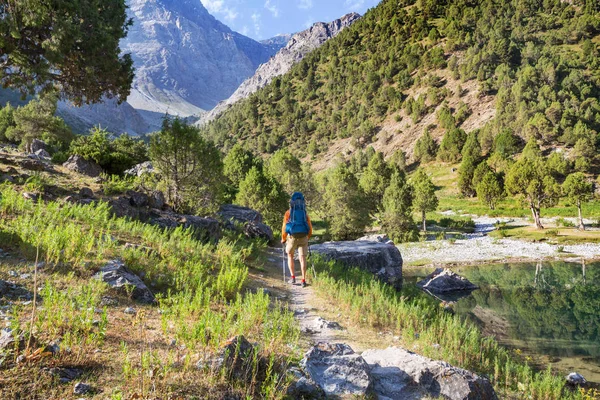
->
<box><xmin>200</xmin><ymin>12</ymin><xmax>361</xmax><ymax>124</ymax></box>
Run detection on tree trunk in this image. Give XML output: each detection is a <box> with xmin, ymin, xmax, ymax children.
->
<box><xmin>422</xmin><ymin>210</ymin><xmax>427</xmax><ymax>232</ymax></box>
<box><xmin>531</xmin><ymin>206</ymin><xmax>543</xmax><ymax>229</ymax></box>
<box><xmin>577</xmin><ymin>202</ymin><xmax>585</xmax><ymax>231</ymax></box>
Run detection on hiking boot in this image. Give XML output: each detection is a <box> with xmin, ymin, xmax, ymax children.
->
<box><xmin>301</xmin><ymin>280</ymin><xmax>307</xmax><ymax>288</ymax></box>
<box><xmin>289</xmin><ymin>276</ymin><xmax>296</xmax><ymax>284</ymax></box>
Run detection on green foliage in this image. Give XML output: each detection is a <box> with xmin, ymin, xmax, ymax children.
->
<box><xmin>70</xmin><ymin>127</ymin><xmax>147</xmax><ymax>175</ymax></box>
<box><xmin>358</xmin><ymin>151</ymin><xmax>391</xmax><ymax>213</ymax></box>
<box><xmin>438</xmin><ymin>128</ymin><xmax>467</xmax><ymax>163</ymax></box>
<box><xmin>4</xmin><ymin>93</ymin><xmax>73</xmax><ymax>150</ymax></box>
<box><xmin>563</xmin><ymin>172</ymin><xmax>594</xmax><ymax>228</ymax></box>
<box><xmin>493</xmin><ymin>129</ymin><xmax>520</xmax><ymax>159</ymax></box>
<box><xmin>411</xmin><ymin>169</ymin><xmax>438</xmax><ymax>231</ymax></box>
<box><xmin>521</xmin><ymin>138</ymin><xmax>542</xmax><ymax>160</ymax></box>
<box><xmin>476</xmin><ymin>171</ymin><xmax>505</xmax><ymax>210</ymax></box>
<box><xmin>381</xmin><ymin>170</ymin><xmax>417</xmax><ymax>242</ymax></box>
<box><xmin>0</xmin><ymin>102</ymin><xmax>15</xmax><ymax>142</ymax></box>
<box><xmin>414</xmin><ymin>129</ymin><xmax>438</xmax><ymax>163</ymax></box>
<box><xmin>101</xmin><ymin>174</ymin><xmax>136</xmax><ymax>195</ymax></box>
<box><xmin>223</xmin><ymin>144</ymin><xmax>263</xmax><ymax>189</ymax></box>
<box><xmin>0</xmin><ymin>0</ymin><xmax>134</xmax><ymax>105</ymax></box>
<box><xmin>458</xmin><ymin>157</ymin><xmax>477</xmax><ymax>198</ymax></box>
<box><xmin>546</xmin><ymin>152</ymin><xmax>572</xmax><ymax>178</ymax></box>
<box><xmin>320</xmin><ymin>164</ymin><xmax>370</xmax><ymax>240</ymax></box>
<box><xmin>506</xmin><ymin>158</ymin><xmax>560</xmax><ymax>228</ymax></box>
<box><xmin>266</xmin><ymin>148</ymin><xmax>303</xmax><ymax>195</ymax></box>
<box><xmin>461</xmin><ymin>131</ymin><xmax>482</xmax><ymax>163</ymax></box>
<box><xmin>235</xmin><ymin>166</ymin><xmax>288</xmax><ymax>229</ymax></box>
<box><xmin>389</xmin><ymin>149</ymin><xmax>407</xmax><ymax>171</ymax></box>
<box><xmin>149</xmin><ymin>117</ymin><xmax>223</xmax><ymax>214</ymax></box>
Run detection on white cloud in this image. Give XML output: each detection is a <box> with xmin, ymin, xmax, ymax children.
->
<box><xmin>202</xmin><ymin>0</ymin><xmax>238</xmax><ymax>23</ymax></box>
<box><xmin>298</xmin><ymin>0</ymin><xmax>313</xmax><ymax>10</ymax></box>
<box><xmin>223</xmin><ymin>8</ymin><xmax>238</xmax><ymax>22</ymax></box>
<box><xmin>202</xmin><ymin>0</ymin><xmax>224</xmax><ymax>13</ymax></box>
<box><xmin>240</xmin><ymin>25</ymin><xmax>249</xmax><ymax>36</ymax></box>
<box><xmin>251</xmin><ymin>12</ymin><xmax>261</xmax><ymax>36</ymax></box>
<box><xmin>264</xmin><ymin>0</ymin><xmax>279</xmax><ymax>17</ymax></box>
<box><xmin>344</xmin><ymin>0</ymin><xmax>365</xmax><ymax>10</ymax></box>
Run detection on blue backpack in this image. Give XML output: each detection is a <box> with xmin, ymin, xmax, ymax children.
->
<box><xmin>285</xmin><ymin>192</ymin><xmax>309</xmax><ymax>238</ymax></box>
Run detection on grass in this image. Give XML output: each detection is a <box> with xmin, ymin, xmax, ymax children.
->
<box><xmin>488</xmin><ymin>225</ymin><xmax>600</xmax><ymax>244</ymax></box>
<box><xmin>0</xmin><ymin>183</ymin><xmax>299</xmax><ymax>399</ymax></box>
<box><xmin>309</xmin><ymin>256</ymin><xmax>600</xmax><ymax>400</ymax></box>
<box><xmin>421</xmin><ymin>162</ymin><xmax>600</xmax><ymax>220</ymax></box>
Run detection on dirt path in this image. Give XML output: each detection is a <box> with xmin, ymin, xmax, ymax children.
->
<box><xmin>250</xmin><ymin>247</ymin><xmax>389</xmax><ymax>353</ymax></box>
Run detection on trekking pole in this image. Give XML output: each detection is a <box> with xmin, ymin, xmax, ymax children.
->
<box><xmin>309</xmin><ymin>244</ymin><xmax>316</xmax><ymax>279</ymax></box>
<box><xmin>282</xmin><ymin>242</ymin><xmax>286</xmax><ymax>283</ymax></box>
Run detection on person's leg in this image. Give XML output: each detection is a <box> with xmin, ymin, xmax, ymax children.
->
<box><xmin>298</xmin><ymin>237</ymin><xmax>308</xmax><ymax>284</ymax></box>
<box><xmin>299</xmin><ymin>253</ymin><xmax>307</xmax><ymax>282</ymax></box>
<box><xmin>286</xmin><ymin>238</ymin><xmax>296</xmax><ymax>279</ymax></box>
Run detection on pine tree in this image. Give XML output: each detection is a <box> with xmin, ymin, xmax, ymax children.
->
<box><xmin>563</xmin><ymin>173</ymin><xmax>594</xmax><ymax>230</ymax></box>
<box><xmin>382</xmin><ymin>170</ymin><xmax>418</xmax><ymax>242</ymax></box>
<box><xmin>411</xmin><ymin>169</ymin><xmax>438</xmax><ymax>232</ymax></box>
<box><xmin>359</xmin><ymin>151</ymin><xmax>392</xmax><ymax>214</ymax></box>
<box><xmin>321</xmin><ymin>164</ymin><xmax>370</xmax><ymax>240</ymax></box>
<box><xmin>149</xmin><ymin>117</ymin><xmax>223</xmax><ymax>214</ymax></box>
<box><xmin>236</xmin><ymin>166</ymin><xmax>288</xmax><ymax>228</ymax></box>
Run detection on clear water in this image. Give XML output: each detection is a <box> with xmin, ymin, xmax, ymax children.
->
<box><xmin>405</xmin><ymin>261</ymin><xmax>600</xmax><ymax>384</ymax></box>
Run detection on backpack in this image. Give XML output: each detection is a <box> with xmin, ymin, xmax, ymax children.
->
<box><xmin>285</xmin><ymin>192</ymin><xmax>309</xmax><ymax>238</ymax></box>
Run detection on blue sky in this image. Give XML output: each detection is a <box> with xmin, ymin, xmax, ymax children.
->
<box><xmin>201</xmin><ymin>0</ymin><xmax>381</xmax><ymax>40</ymax></box>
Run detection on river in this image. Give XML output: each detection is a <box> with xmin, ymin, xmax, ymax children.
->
<box><xmin>405</xmin><ymin>261</ymin><xmax>600</xmax><ymax>384</ymax></box>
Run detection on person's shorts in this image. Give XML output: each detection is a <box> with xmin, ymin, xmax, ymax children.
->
<box><xmin>286</xmin><ymin>235</ymin><xmax>309</xmax><ymax>256</ymax></box>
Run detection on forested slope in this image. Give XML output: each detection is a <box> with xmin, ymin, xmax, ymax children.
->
<box><xmin>200</xmin><ymin>0</ymin><xmax>600</xmax><ymax>168</ymax></box>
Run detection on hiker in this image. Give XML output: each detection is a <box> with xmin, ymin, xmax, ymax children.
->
<box><xmin>281</xmin><ymin>192</ymin><xmax>312</xmax><ymax>288</ymax></box>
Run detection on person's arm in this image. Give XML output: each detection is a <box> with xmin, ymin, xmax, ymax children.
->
<box><xmin>307</xmin><ymin>214</ymin><xmax>313</xmax><ymax>239</ymax></box>
<box><xmin>281</xmin><ymin>210</ymin><xmax>290</xmax><ymax>242</ymax></box>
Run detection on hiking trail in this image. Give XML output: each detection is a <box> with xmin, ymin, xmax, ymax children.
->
<box><xmin>250</xmin><ymin>246</ymin><xmax>398</xmax><ymax>353</ymax></box>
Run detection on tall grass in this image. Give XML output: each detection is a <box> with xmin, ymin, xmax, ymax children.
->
<box><xmin>0</xmin><ymin>184</ymin><xmax>298</xmax><ymax>398</ymax></box>
<box><xmin>311</xmin><ymin>257</ymin><xmax>596</xmax><ymax>400</ymax></box>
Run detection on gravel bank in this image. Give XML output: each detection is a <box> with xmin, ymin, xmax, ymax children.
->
<box><xmin>400</xmin><ymin>216</ymin><xmax>600</xmax><ymax>266</ymax></box>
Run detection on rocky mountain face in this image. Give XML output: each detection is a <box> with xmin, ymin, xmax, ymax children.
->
<box><xmin>200</xmin><ymin>13</ymin><xmax>361</xmax><ymax>124</ymax></box>
<box><xmin>57</xmin><ymin>0</ymin><xmax>286</xmax><ymax>135</ymax></box>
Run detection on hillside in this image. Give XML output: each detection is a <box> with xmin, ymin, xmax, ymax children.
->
<box><xmin>200</xmin><ymin>0</ymin><xmax>600</xmax><ymax>169</ymax></box>
<box><xmin>201</xmin><ymin>12</ymin><xmax>361</xmax><ymax>124</ymax></box>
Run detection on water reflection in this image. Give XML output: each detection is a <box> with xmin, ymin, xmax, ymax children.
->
<box><xmin>406</xmin><ymin>261</ymin><xmax>600</xmax><ymax>383</ymax></box>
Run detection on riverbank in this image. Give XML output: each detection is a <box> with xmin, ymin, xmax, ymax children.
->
<box><xmin>401</xmin><ymin>216</ymin><xmax>600</xmax><ymax>267</ymax></box>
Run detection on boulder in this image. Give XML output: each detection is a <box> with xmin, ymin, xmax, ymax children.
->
<box><xmin>301</xmin><ymin>343</ymin><xmax>372</xmax><ymax>397</ymax></box>
<box><xmin>18</xmin><ymin>158</ymin><xmax>46</xmax><ymax>171</ymax></box>
<box><xmin>199</xmin><ymin>335</ymin><xmax>267</xmax><ymax>383</ymax></box>
<box><xmin>34</xmin><ymin>149</ymin><xmax>51</xmax><ymax>159</ymax></box>
<box><xmin>311</xmin><ymin>241</ymin><xmax>403</xmax><ymax>289</ymax></box>
<box><xmin>73</xmin><ymin>382</ymin><xmax>92</xmax><ymax>395</ymax></box>
<box><xmin>148</xmin><ymin>190</ymin><xmax>165</xmax><ymax>209</ymax></box>
<box><xmin>151</xmin><ymin>212</ymin><xmax>221</xmax><ymax>241</ymax></box>
<box><xmin>93</xmin><ymin>259</ymin><xmax>155</xmax><ymax>304</ymax></box>
<box><xmin>124</xmin><ymin>161</ymin><xmax>154</xmax><ymax>177</ymax></box>
<box><xmin>108</xmin><ymin>196</ymin><xmax>143</xmax><ymax>220</ymax></box>
<box><xmin>218</xmin><ymin>204</ymin><xmax>273</xmax><ymax>242</ymax></box>
<box><xmin>243</xmin><ymin>221</ymin><xmax>274</xmax><ymax>242</ymax></box>
<box><xmin>30</xmin><ymin>139</ymin><xmax>48</xmax><ymax>153</ymax></box>
<box><xmin>62</xmin><ymin>155</ymin><xmax>103</xmax><ymax>177</ymax></box>
<box><xmin>127</xmin><ymin>190</ymin><xmax>149</xmax><ymax>207</ymax></box>
<box><xmin>0</xmin><ymin>329</ymin><xmax>28</xmax><ymax>351</ymax></box>
<box><xmin>362</xmin><ymin>347</ymin><xmax>497</xmax><ymax>400</ymax></box>
<box><xmin>22</xmin><ymin>192</ymin><xmax>39</xmax><ymax>201</ymax></box>
<box><xmin>218</xmin><ymin>204</ymin><xmax>264</xmax><ymax>224</ymax></box>
<box><xmin>357</xmin><ymin>234</ymin><xmax>395</xmax><ymax>246</ymax></box>
<box><xmin>566</xmin><ymin>372</ymin><xmax>587</xmax><ymax>387</ymax></box>
<box><xmin>79</xmin><ymin>187</ymin><xmax>94</xmax><ymax>199</ymax></box>
<box><xmin>417</xmin><ymin>268</ymin><xmax>478</xmax><ymax>293</ymax></box>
